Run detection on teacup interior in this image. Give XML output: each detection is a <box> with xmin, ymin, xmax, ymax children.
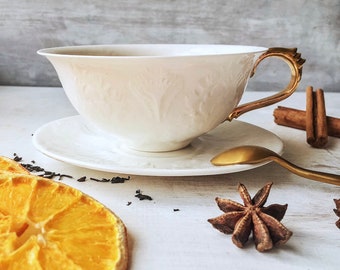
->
<box><xmin>38</xmin><ymin>44</ymin><xmax>267</xmax><ymax>58</ymax></box>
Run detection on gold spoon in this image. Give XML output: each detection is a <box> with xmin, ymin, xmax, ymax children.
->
<box><xmin>211</xmin><ymin>145</ymin><xmax>340</xmax><ymax>186</ymax></box>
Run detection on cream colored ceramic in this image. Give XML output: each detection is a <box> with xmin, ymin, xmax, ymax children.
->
<box><xmin>38</xmin><ymin>44</ymin><xmax>304</xmax><ymax>152</ymax></box>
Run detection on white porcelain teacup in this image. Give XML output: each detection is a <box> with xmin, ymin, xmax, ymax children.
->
<box><xmin>38</xmin><ymin>44</ymin><xmax>304</xmax><ymax>152</ymax></box>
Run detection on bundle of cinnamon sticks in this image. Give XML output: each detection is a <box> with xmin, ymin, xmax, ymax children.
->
<box><xmin>273</xmin><ymin>86</ymin><xmax>340</xmax><ymax>148</ymax></box>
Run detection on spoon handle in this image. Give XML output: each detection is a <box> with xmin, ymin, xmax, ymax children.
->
<box><xmin>273</xmin><ymin>156</ymin><xmax>340</xmax><ymax>186</ymax></box>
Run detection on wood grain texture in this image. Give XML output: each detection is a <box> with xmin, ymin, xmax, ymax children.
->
<box><xmin>0</xmin><ymin>0</ymin><xmax>339</xmax><ymax>91</ymax></box>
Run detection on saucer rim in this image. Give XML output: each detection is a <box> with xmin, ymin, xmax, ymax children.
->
<box><xmin>32</xmin><ymin>116</ymin><xmax>283</xmax><ymax>176</ymax></box>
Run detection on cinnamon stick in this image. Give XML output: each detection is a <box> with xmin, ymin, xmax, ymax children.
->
<box><xmin>273</xmin><ymin>106</ymin><xmax>340</xmax><ymax>138</ymax></box>
<box><xmin>305</xmin><ymin>86</ymin><xmax>315</xmax><ymax>144</ymax></box>
<box><xmin>314</xmin><ymin>88</ymin><xmax>328</xmax><ymax>147</ymax></box>
<box><xmin>305</xmin><ymin>87</ymin><xmax>328</xmax><ymax>147</ymax></box>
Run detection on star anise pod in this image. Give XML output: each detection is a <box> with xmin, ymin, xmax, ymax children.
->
<box><xmin>334</xmin><ymin>199</ymin><xmax>340</xmax><ymax>229</ymax></box>
<box><xmin>208</xmin><ymin>182</ymin><xmax>292</xmax><ymax>252</ymax></box>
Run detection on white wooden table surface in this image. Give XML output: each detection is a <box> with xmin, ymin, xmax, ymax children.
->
<box><xmin>0</xmin><ymin>86</ymin><xmax>339</xmax><ymax>270</ymax></box>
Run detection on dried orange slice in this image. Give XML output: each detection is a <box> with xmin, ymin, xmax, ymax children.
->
<box><xmin>0</xmin><ymin>158</ymin><xmax>128</xmax><ymax>270</ymax></box>
<box><xmin>0</xmin><ymin>156</ymin><xmax>29</xmax><ymax>174</ymax></box>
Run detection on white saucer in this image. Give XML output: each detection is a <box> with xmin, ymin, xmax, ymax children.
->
<box><xmin>32</xmin><ymin>116</ymin><xmax>283</xmax><ymax>176</ymax></box>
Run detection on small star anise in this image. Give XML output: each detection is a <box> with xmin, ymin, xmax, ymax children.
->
<box><xmin>334</xmin><ymin>199</ymin><xmax>340</xmax><ymax>229</ymax></box>
<box><xmin>208</xmin><ymin>182</ymin><xmax>292</xmax><ymax>252</ymax></box>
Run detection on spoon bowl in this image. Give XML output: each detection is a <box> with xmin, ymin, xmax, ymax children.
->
<box><xmin>211</xmin><ymin>145</ymin><xmax>340</xmax><ymax>186</ymax></box>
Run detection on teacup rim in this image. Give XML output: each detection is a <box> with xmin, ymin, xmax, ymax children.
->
<box><xmin>37</xmin><ymin>44</ymin><xmax>268</xmax><ymax>59</ymax></box>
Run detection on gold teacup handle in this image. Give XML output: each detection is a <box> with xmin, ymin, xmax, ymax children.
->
<box><xmin>227</xmin><ymin>47</ymin><xmax>305</xmax><ymax>121</ymax></box>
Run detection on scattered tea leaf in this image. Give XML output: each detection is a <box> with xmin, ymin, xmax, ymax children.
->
<box><xmin>77</xmin><ymin>176</ymin><xmax>87</xmax><ymax>182</ymax></box>
<box><xmin>135</xmin><ymin>189</ymin><xmax>153</xmax><ymax>201</ymax></box>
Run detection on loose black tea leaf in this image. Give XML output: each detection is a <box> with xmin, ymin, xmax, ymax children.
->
<box><xmin>77</xmin><ymin>176</ymin><xmax>87</xmax><ymax>182</ymax></box>
<box><xmin>111</xmin><ymin>176</ymin><xmax>130</xmax><ymax>184</ymax></box>
<box><xmin>58</xmin><ymin>174</ymin><xmax>73</xmax><ymax>180</ymax></box>
<box><xmin>135</xmin><ymin>189</ymin><xmax>153</xmax><ymax>201</ymax></box>
<box><xmin>90</xmin><ymin>176</ymin><xmax>131</xmax><ymax>184</ymax></box>
<box><xmin>90</xmin><ymin>177</ymin><xmax>111</xmax><ymax>183</ymax></box>
<box><xmin>21</xmin><ymin>163</ymin><xmax>46</xmax><ymax>173</ymax></box>
<box><xmin>13</xmin><ymin>153</ymin><xmax>22</xmax><ymax>162</ymax></box>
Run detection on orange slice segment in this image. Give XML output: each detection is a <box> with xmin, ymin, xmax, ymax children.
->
<box><xmin>28</xmin><ymin>179</ymin><xmax>82</xmax><ymax>223</ymax></box>
<box><xmin>38</xmin><ymin>242</ymin><xmax>83</xmax><ymax>269</ymax></box>
<box><xmin>0</xmin><ymin>174</ymin><xmax>36</xmax><ymax>232</ymax></box>
<box><xmin>0</xmin><ymin>159</ymin><xmax>128</xmax><ymax>270</ymax></box>
<box><xmin>0</xmin><ymin>236</ymin><xmax>42</xmax><ymax>270</ymax></box>
<box><xmin>0</xmin><ymin>232</ymin><xmax>17</xmax><ymax>256</ymax></box>
<box><xmin>0</xmin><ymin>212</ymin><xmax>12</xmax><ymax>234</ymax></box>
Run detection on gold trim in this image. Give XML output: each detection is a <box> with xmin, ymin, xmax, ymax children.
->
<box><xmin>227</xmin><ymin>47</ymin><xmax>305</xmax><ymax>121</ymax></box>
